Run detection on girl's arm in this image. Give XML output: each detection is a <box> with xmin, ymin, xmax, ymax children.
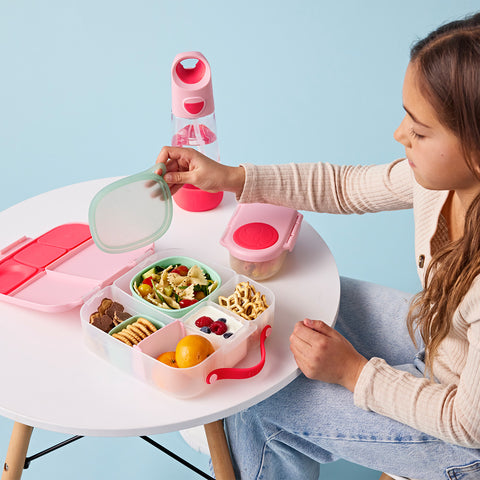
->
<box><xmin>239</xmin><ymin>159</ymin><xmax>414</xmax><ymax>214</ymax></box>
<box><xmin>157</xmin><ymin>146</ymin><xmax>414</xmax><ymax>215</ymax></box>
<box><xmin>354</xmin><ymin>318</ymin><xmax>480</xmax><ymax>448</ymax></box>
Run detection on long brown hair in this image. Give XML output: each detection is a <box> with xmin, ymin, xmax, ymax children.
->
<box><xmin>407</xmin><ymin>13</ymin><xmax>480</xmax><ymax>376</ymax></box>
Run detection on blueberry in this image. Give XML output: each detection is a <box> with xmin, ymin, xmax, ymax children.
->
<box><xmin>218</xmin><ymin>318</ymin><xmax>227</xmax><ymax>323</ymax></box>
<box><xmin>200</xmin><ymin>326</ymin><xmax>211</xmax><ymax>334</ymax></box>
<box><xmin>223</xmin><ymin>332</ymin><xmax>233</xmax><ymax>339</ymax></box>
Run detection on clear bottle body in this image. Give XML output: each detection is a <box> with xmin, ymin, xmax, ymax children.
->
<box><xmin>171</xmin><ymin>112</ymin><xmax>219</xmax><ymax>161</ymax></box>
<box><xmin>171</xmin><ymin>112</ymin><xmax>223</xmax><ymax>211</ymax></box>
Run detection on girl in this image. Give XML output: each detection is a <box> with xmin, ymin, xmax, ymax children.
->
<box><xmin>157</xmin><ymin>12</ymin><xmax>480</xmax><ymax>479</ymax></box>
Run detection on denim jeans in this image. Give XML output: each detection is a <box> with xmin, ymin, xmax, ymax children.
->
<box><xmin>224</xmin><ymin>277</ymin><xmax>480</xmax><ymax>479</ymax></box>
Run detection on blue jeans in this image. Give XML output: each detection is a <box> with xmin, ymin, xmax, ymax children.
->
<box><xmin>224</xmin><ymin>277</ymin><xmax>480</xmax><ymax>479</ymax></box>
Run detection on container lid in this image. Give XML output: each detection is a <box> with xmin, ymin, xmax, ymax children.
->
<box><xmin>88</xmin><ymin>164</ymin><xmax>173</xmax><ymax>254</ymax></box>
<box><xmin>233</xmin><ymin>223</ymin><xmax>279</xmax><ymax>250</ymax></box>
<box><xmin>0</xmin><ymin>223</ymin><xmax>154</xmax><ymax>312</ymax></box>
<box><xmin>220</xmin><ymin>203</ymin><xmax>303</xmax><ymax>262</ymax></box>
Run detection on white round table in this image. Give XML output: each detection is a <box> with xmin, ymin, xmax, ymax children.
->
<box><xmin>0</xmin><ymin>178</ymin><xmax>340</xmax><ymax>479</ymax></box>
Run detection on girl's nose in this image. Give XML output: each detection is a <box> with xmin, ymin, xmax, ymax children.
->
<box><xmin>394</xmin><ymin>116</ymin><xmax>411</xmax><ymax>148</ymax></box>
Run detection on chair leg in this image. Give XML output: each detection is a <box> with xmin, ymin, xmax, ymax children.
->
<box><xmin>2</xmin><ymin>422</ymin><xmax>34</xmax><ymax>480</ymax></box>
<box><xmin>204</xmin><ymin>420</ymin><xmax>235</xmax><ymax>480</ymax></box>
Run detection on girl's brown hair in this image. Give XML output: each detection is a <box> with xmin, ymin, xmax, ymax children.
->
<box><xmin>407</xmin><ymin>13</ymin><xmax>480</xmax><ymax>375</ymax></box>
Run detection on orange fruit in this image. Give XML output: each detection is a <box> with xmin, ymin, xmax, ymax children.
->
<box><xmin>156</xmin><ymin>351</ymin><xmax>178</xmax><ymax>368</ymax></box>
<box><xmin>175</xmin><ymin>335</ymin><xmax>215</xmax><ymax>368</ymax></box>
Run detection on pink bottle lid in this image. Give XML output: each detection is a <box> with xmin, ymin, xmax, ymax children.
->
<box><xmin>171</xmin><ymin>52</ymin><xmax>214</xmax><ymax>119</ymax></box>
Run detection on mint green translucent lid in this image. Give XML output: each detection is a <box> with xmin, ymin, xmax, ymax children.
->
<box><xmin>88</xmin><ymin>164</ymin><xmax>173</xmax><ymax>254</ymax></box>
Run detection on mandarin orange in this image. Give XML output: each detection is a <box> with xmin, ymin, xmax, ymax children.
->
<box><xmin>175</xmin><ymin>335</ymin><xmax>215</xmax><ymax>368</ymax></box>
<box><xmin>156</xmin><ymin>351</ymin><xmax>178</xmax><ymax>368</ymax></box>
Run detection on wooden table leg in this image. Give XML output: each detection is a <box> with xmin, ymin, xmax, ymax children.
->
<box><xmin>204</xmin><ymin>420</ymin><xmax>235</xmax><ymax>480</ymax></box>
<box><xmin>2</xmin><ymin>422</ymin><xmax>33</xmax><ymax>480</ymax></box>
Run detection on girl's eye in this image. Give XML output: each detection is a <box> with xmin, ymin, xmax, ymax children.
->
<box><xmin>409</xmin><ymin>127</ymin><xmax>424</xmax><ymax>139</ymax></box>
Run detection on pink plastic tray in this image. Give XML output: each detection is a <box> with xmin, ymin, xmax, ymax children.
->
<box><xmin>0</xmin><ymin>223</ymin><xmax>153</xmax><ymax>312</ymax></box>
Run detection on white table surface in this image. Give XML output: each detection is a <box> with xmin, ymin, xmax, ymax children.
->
<box><xmin>0</xmin><ymin>178</ymin><xmax>339</xmax><ymax>437</ymax></box>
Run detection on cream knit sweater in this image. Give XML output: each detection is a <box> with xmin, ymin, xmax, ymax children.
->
<box><xmin>238</xmin><ymin>158</ymin><xmax>480</xmax><ymax>448</ymax></box>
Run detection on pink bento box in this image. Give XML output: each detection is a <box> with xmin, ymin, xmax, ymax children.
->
<box><xmin>0</xmin><ymin>222</ymin><xmax>275</xmax><ymax>399</ymax></box>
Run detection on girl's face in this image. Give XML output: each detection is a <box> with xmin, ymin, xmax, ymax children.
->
<box><xmin>394</xmin><ymin>63</ymin><xmax>480</xmax><ymax>200</ymax></box>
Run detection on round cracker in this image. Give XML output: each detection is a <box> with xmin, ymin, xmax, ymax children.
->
<box><xmin>124</xmin><ymin>325</ymin><xmax>143</xmax><ymax>343</ymax></box>
<box><xmin>128</xmin><ymin>324</ymin><xmax>147</xmax><ymax>340</ymax></box>
<box><xmin>120</xmin><ymin>328</ymin><xmax>141</xmax><ymax>344</ymax></box>
<box><xmin>137</xmin><ymin>317</ymin><xmax>157</xmax><ymax>333</ymax></box>
<box><xmin>131</xmin><ymin>321</ymin><xmax>151</xmax><ymax>338</ymax></box>
<box><xmin>112</xmin><ymin>333</ymin><xmax>133</xmax><ymax>346</ymax></box>
<box><xmin>116</xmin><ymin>330</ymin><xmax>138</xmax><ymax>345</ymax></box>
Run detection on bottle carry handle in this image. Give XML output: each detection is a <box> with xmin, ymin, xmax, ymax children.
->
<box><xmin>206</xmin><ymin>325</ymin><xmax>272</xmax><ymax>384</ymax></box>
<box><xmin>171</xmin><ymin>51</ymin><xmax>214</xmax><ymax>119</ymax></box>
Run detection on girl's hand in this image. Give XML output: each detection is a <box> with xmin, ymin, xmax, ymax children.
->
<box><xmin>290</xmin><ymin>318</ymin><xmax>368</xmax><ymax>392</ymax></box>
<box><xmin>156</xmin><ymin>146</ymin><xmax>245</xmax><ymax>196</ymax></box>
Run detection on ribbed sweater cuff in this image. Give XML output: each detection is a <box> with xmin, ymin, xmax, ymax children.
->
<box><xmin>353</xmin><ymin>357</ymin><xmax>388</xmax><ymax>410</ymax></box>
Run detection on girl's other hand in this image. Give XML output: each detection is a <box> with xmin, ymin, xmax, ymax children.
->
<box><xmin>290</xmin><ymin>318</ymin><xmax>368</xmax><ymax>392</ymax></box>
<box><xmin>156</xmin><ymin>146</ymin><xmax>245</xmax><ymax>196</ymax></box>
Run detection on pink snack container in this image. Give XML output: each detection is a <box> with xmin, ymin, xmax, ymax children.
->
<box><xmin>220</xmin><ymin>203</ymin><xmax>303</xmax><ymax>281</ymax></box>
<box><xmin>171</xmin><ymin>51</ymin><xmax>223</xmax><ymax>212</ymax></box>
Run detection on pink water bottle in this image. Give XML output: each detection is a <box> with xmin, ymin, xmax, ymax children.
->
<box><xmin>171</xmin><ymin>52</ymin><xmax>224</xmax><ymax>212</ymax></box>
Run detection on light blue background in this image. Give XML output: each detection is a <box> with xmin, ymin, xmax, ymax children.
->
<box><xmin>1</xmin><ymin>1</ymin><xmax>478</xmax><ymax>479</ymax></box>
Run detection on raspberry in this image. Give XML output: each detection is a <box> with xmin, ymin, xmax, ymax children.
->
<box><xmin>195</xmin><ymin>316</ymin><xmax>213</xmax><ymax>328</ymax></box>
<box><xmin>210</xmin><ymin>321</ymin><xmax>228</xmax><ymax>335</ymax></box>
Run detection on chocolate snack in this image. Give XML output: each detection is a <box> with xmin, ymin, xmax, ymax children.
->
<box><xmin>97</xmin><ymin>298</ymin><xmax>113</xmax><ymax>315</ymax></box>
<box><xmin>89</xmin><ymin>298</ymin><xmax>131</xmax><ymax>333</ymax></box>
<box><xmin>113</xmin><ymin>311</ymin><xmax>131</xmax><ymax>326</ymax></box>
